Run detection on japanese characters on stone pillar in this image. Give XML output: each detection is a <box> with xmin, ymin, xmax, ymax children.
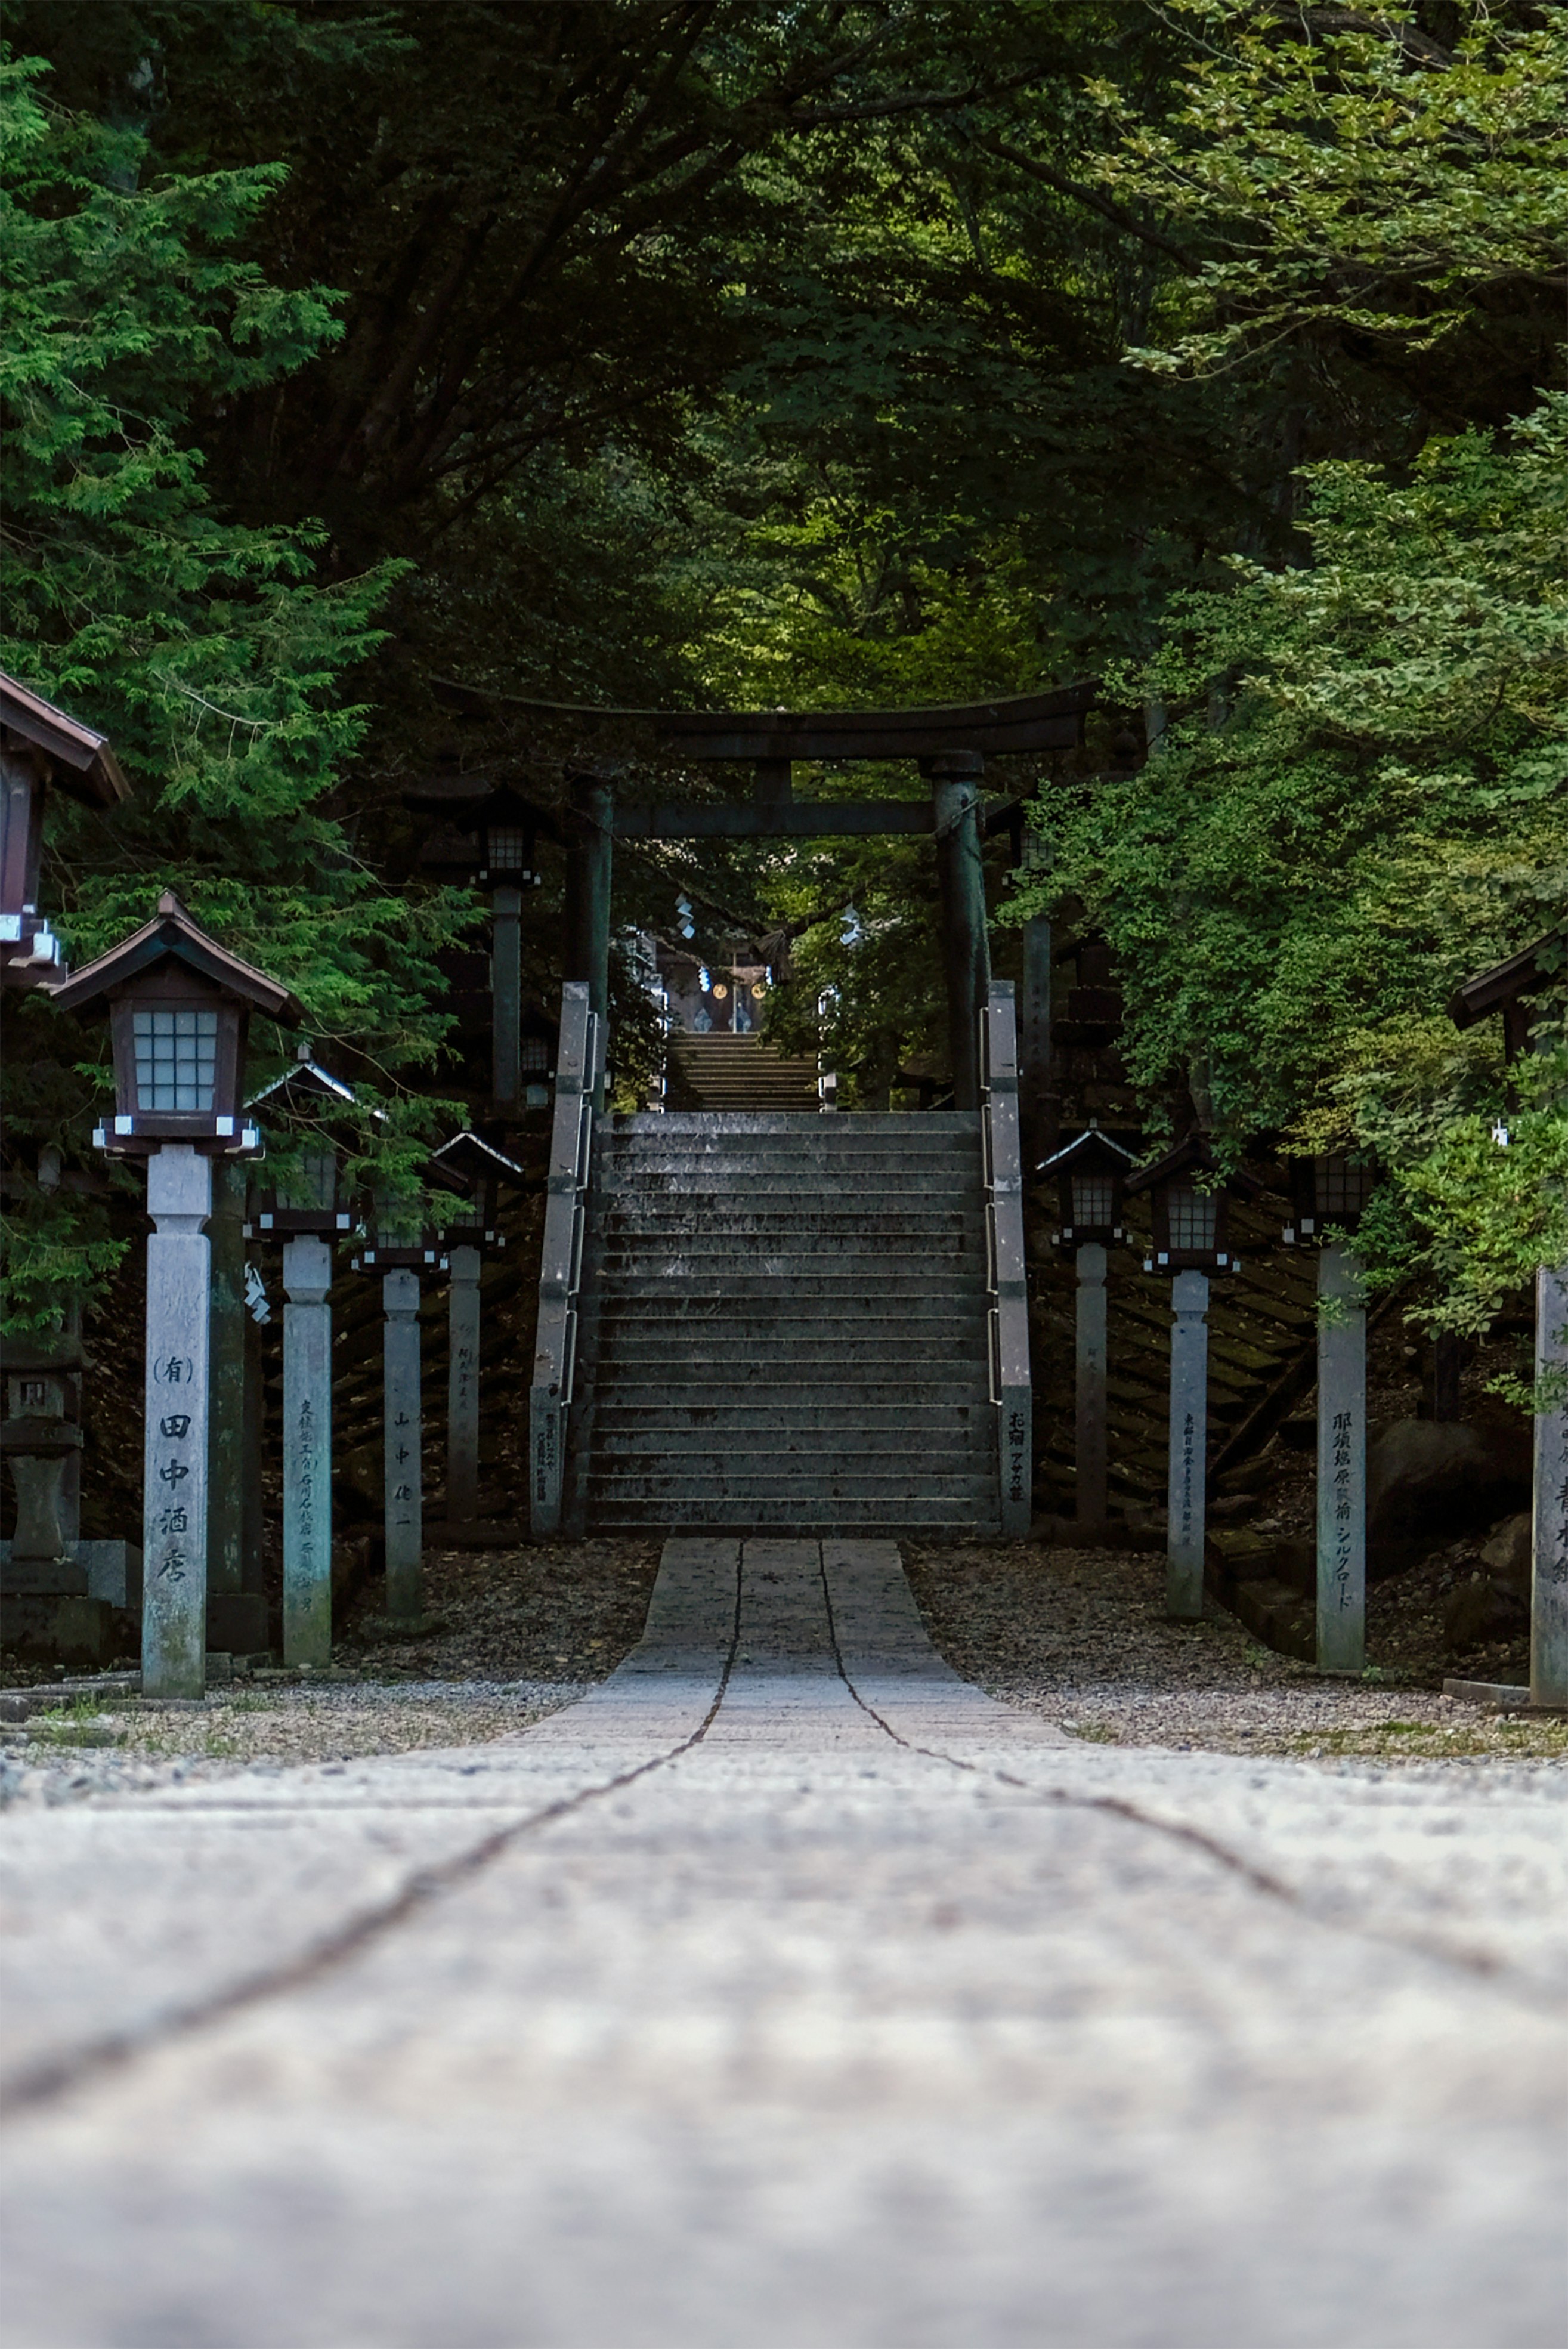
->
<box><xmin>1285</xmin><ymin>1152</ymin><xmax>1377</xmax><ymax>1674</ymax></box>
<box><xmin>1040</xmin><ymin>1125</ymin><xmax>1135</xmax><ymax>1538</ymax></box>
<box><xmin>531</xmin><ymin>983</ymin><xmax>598</xmax><ymax>1537</ymax></box>
<box><xmin>248</xmin><ymin>1050</ymin><xmax>360</xmax><ymax>1665</ymax></box>
<box><xmin>382</xmin><ymin>1270</ymin><xmax>424</xmax><ymax>1619</ymax></box>
<box><xmin>52</xmin><ymin>893</ymin><xmax>301</xmax><ymax>1698</ymax></box>
<box><xmin>1127</xmin><ymin>1136</ymin><xmax>1258</xmax><ymax>1621</ymax></box>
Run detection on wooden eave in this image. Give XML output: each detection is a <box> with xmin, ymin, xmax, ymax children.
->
<box><xmin>0</xmin><ymin>671</ymin><xmax>131</xmax><ymax>806</ymax></box>
<box><xmin>50</xmin><ymin>892</ymin><xmax>304</xmax><ymax>1024</ymax></box>
<box><xmin>1036</xmin><ymin>1128</ymin><xmax>1138</xmax><ymax>1177</ymax></box>
<box><xmin>1448</xmin><ymin>931</ymin><xmax>1565</xmax><ymax>1028</ymax></box>
<box><xmin>429</xmin><ymin>1131</ymin><xmax>526</xmax><ymax>1192</ymax></box>
<box><xmin>1124</xmin><ymin>1135</ymin><xmax>1263</xmax><ymax>1200</ymax></box>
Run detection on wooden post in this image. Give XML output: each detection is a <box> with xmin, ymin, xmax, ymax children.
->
<box><xmin>1531</xmin><ymin>1262</ymin><xmax>1568</xmax><ymax>1705</ymax></box>
<box><xmin>142</xmin><ymin>1145</ymin><xmax>212</xmax><ymax>1698</ymax></box>
<box><xmin>1316</xmin><ymin>1241</ymin><xmax>1367</xmax><ymax>1674</ymax></box>
<box><xmin>282</xmin><ymin>1235</ymin><xmax>333</xmax><ymax>1667</ymax></box>
<box><xmin>1075</xmin><ymin>1242</ymin><xmax>1109</xmax><ymax>1535</ymax></box>
<box><xmin>565</xmin><ymin>766</ymin><xmax>614</xmax><ymax>1108</ymax></box>
<box><xmin>382</xmin><ymin>1268</ymin><xmax>423</xmax><ymax>1620</ymax></box>
<box><xmin>447</xmin><ymin>1243</ymin><xmax>483</xmax><ymax>1526</ymax></box>
<box><xmin>491</xmin><ymin>883</ymin><xmax>523</xmax><ymax>1110</ymax></box>
<box><xmin>1167</xmin><ymin>1269</ymin><xmax>1208</xmax><ymax>1618</ymax></box>
<box><xmin>929</xmin><ymin>751</ymin><xmax>990</xmax><ymax>1115</ymax></box>
<box><xmin>531</xmin><ymin>984</ymin><xmax>594</xmax><ymax>1537</ymax></box>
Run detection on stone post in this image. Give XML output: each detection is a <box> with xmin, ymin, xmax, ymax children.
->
<box><xmin>1316</xmin><ymin>1242</ymin><xmax>1367</xmax><ymax>1675</ymax></box>
<box><xmin>142</xmin><ymin>1145</ymin><xmax>213</xmax><ymax>1699</ymax></box>
<box><xmin>930</xmin><ymin>752</ymin><xmax>990</xmax><ymax>1115</ymax></box>
<box><xmin>382</xmin><ymin>1268</ymin><xmax>423</xmax><ymax>1620</ymax></box>
<box><xmin>1166</xmin><ymin>1269</ymin><xmax>1209</xmax><ymax>1619</ymax></box>
<box><xmin>1075</xmin><ymin>1242</ymin><xmax>1109</xmax><ymax>1535</ymax></box>
<box><xmin>282</xmin><ymin>1235</ymin><xmax>333</xmax><ymax>1667</ymax></box>
<box><xmin>1530</xmin><ymin>1261</ymin><xmax>1568</xmax><ymax>1706</ymax></box>
<box><xmin>491</xmin><ymin>882</ymin><xmax>523</xmax><ymax>1110</ymax></box>
<box><xmin>447</xmin><ymin>1243</ymin><xmax>483</xmax><ymax>1527</ymax></box>
<box><xmin>205</xmin><ymin>1160</ymin><xmax>267</xmax><ymax>1655</ymax></box>
<box><xmin>564</xmin><ymin>766</ymin><xmax>614</xmax><ymax>1111</ymax></box>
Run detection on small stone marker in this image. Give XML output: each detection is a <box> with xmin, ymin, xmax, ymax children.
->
<box><xmin>383</xmin><ymin>1268</ymin><xmax>423</xmax><ymax>1619</ymax></box>
<box><xmin>446</xmin><ymin>1244</ymin><xmax>483</xmax><ymax>1526</ymax></box>
<box><xmin>1166</xmin><ymin>1269</ymin><xmax>1209</xmax><ymax>1618</ymax></box>
<box><xmin>1315</xmin><ymin>1242</ymin><xmax>1367</xmax><ymax>1674</ymax></box>
<box><xmin>282</xmin><ymin>1235</ymin><xmax>333</xmax><ymax>1665</ymax></box>
<box><xmin>143</xmin><ymin>1145</ymin><xmax>214</xmax><ymax>1698</ymax></box>
<box><xmin>1532</xmin><ymin>1261</ymin><xmax>1568</xmax><ymax>1706</ymax></box>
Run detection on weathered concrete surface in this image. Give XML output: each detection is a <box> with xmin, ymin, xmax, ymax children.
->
<box><xmin>0</xmin><ymin>1537</ymin><xmax>1564</xmax><ymax>2348</ymax></box>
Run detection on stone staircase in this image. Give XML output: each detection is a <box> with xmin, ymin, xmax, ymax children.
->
<box><xmin>565</xmin><ymin>1112</ymin><xmax>1000</xmax><ymax>1534</ymax></box>
<box><xmin>667</xmin><ymin>1033</ymin><xmax>819</xmax><ymax>1111</ymax></box>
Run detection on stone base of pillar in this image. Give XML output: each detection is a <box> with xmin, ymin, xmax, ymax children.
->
<box><xmin>1</xmin><ymin>1593</ymin><xmax>116</xmax><ymax>1667</ymax></box>
<box><xmin>206</xmin><ymin>1590</ymin><xmax>270</xmax><ymax>1656</ymax></box>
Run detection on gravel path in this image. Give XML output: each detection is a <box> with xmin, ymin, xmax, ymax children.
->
<box><xmin>0</xmin><ymin>1538</ymin><xmax>1562</xmax><ymax>2349</ymax></box>
<box><xmin>905</xmin><ymin>1539</ymin><xmax>1568</xmax><ymax>1763</ymax></box>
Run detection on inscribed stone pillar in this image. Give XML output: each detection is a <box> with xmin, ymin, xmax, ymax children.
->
<box><xmin>382</xmin><ymin>1268</ymin><xmax>423</xmax><ymax>1619</ymax></box>
<box><xmin>1166</xmin><ymin>1269</ymin><xmax>1209</xmax><ymax>1619</ymax></box>
<box><xmin>1075</xmin><ymin>1242</ymin><xmax>1109</xmax><ymax>1535</ymax></box>
<box><xmin>564</xmin><ymin>766</ymin><xmax>614</xmax><ymax>1107</ymax></box>
<box><xmin>142</xmin><ymin>1145</ymin><xmax>212</xmax><ymax>1698</ymax></box>
<box><xmin>447</xmin><ymin>1244</ymin><xmax>483</xmax><ymax>1527</ymax></box>
<box><xmin>930</xmin><ymin>752</ymin><xmax>990</xmax><ymax>1115</ymax></box>
<box><xmin>206</xmin><ymin>1158</ymin><xmax>247</xmax><ymax>1603</ymax></box>
<box><xmin>1315</xmin><ymin>1242</ymin><xmax>1367</xmax><ymax>1675</ymax></box>
<box><xmin>491</xmin><ymin>883</ymin><xmax>523</xmax><ymax>1110</ymax></box>
<box><xmin>1530</xmin><ymin>1261</ymin><xmax>1568</xmax><ymax>1706</ymax></box>
<box><xmin>282</xmin><ymin>1236</ymin><xmax>333</xmax><ymax>1667</ymax></box>
<box><xmin>1020</xmin><ymin>910</ymin><xmax>1053</xmax><ymax>1158</ymax></box>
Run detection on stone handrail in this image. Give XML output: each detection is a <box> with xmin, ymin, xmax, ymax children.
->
<box><xmin>982</xmin><ymin>981</ymin><xmax>1032</xmax><ymax>1535</ymax></box>
<box><xmin>530</xmin><ymin>982</ymin><xmax>601</xmax><ymax>1535</ymax></box>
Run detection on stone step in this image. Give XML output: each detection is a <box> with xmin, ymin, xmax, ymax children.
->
<box><xmin>585</xmin><ymin>1497</ymin><xmax>999</xmax><ymax>1530</ymax></box>
<box><xmin>595</xmin><ymin>1250</ymin><xmax>981</xmax><ymax>1278</ymax></box>
<box><xmin>598</xmin><ymin>1209</ymin><xmax>980</xmax><ymax>1235</ymax></box>
<box><xmin>596</xmin><ymin>1327</ymin><xmax>988</xmax><ymax>1361</ymax></box>
<box><xmin>596</xmin><ymin>1281</ymin><xmax>988</xmax><ymax>1310</ymax></box>
<box><xmin>610</xmin><ymin>1112</ymin><xmax>980</xmax><ymax>1136</ymax></box>
<box><xmin>587</xmin><ymin>1433</ymin><xmax>989</xmax><ymax>1464</ymax></box>
<box><xmin>589</xmin><ymin>1380</ymin><xmax>991</xmax><ymax>1408</ymax></box>
<box><xmin>590</xmin><ymin>1401</ymin><xmax>991</xmax><ymax>1429</ymax></box>
<box><xmin>584</xmin><ymin>1469</ymin><xmax>994</xmax><ymax>1501</ymax></box>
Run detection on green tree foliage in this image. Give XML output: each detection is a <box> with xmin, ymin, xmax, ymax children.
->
<box><xmin>0</xmin><ymin>49</ymin><xmax>471</xmax><ymax>1328</ymax></box>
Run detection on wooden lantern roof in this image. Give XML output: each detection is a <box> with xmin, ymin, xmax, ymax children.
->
<box><xmin>1448</xmin><ymin>928</ymin><xmax>1564</xmax><ymax>1053</ymax></box>
<box><xmin>428</xmin><ymin>1130</ymin><xmax>525</xmax><ymax>1198</ymax></box>
<box><xmin>1123</xmin><ymin>1133</ymin><xmax>1262</xmax><ymax>1203</ymax></box>
<box><xmin>248</xmin><ymin>1050</ymin><xmax>360</xmax><ymax>1123</ymax></box>
<box><xmin>50</xmin><ymin>891</ymin><xmax>305</xmax><ymax>1024</ymax></box>
<box><xmin>1036</xmin><ymin>1126</ymin><xmax>1138</xmax><ymax>1180</ymax></box>
<box><xmin>0</xmin><ymin>670</ymin><xmax>131</xmax><ymax>807</ymax></box>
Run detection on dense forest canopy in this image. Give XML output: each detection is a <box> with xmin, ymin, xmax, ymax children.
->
<box><xmin>1</xmin><ymin>0</ymin><xmax>1565</xmax><ymax>1354</ymax></box>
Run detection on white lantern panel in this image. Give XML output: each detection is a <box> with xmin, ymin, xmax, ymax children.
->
<box><xmin>132</xmin><ymin>1008</ymin><xmax>218</xmax><ymax>1111</ymax></box>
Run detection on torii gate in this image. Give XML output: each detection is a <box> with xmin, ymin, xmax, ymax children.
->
<box><xmin>434</xmin><ymin>679</ymin><xmax>1093</xmax><ymax>1116</ymax></box>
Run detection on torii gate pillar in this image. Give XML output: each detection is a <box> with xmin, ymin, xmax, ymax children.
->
<box><xmin>928</xmin><ymin>750</ymin><xmax>991</xmax><ymax>1115</ymax></box>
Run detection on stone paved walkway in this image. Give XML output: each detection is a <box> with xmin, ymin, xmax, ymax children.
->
<box><xmin>0</xmin><ymin>1538</ymin><xmax>1564</xmax><ymax>2348</ymax></box>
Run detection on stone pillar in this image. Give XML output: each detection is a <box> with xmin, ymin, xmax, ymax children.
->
<box><xmin>1166</xmin><ymin>1269</ymin><xmax>1208</xmax><ymax>1619</ymax></box>
<box><xmin>205</xmin><ymin>1161</ymin><xmax>267</xmax><ymax>1655</ymax></box>
<box><xmin>1020</xmin><ymin>908</ymin><xmax>1053</xmax><ymax>1160</ymax></box>
<box><xmin>491</xmin><ymin>883</ymin><xmax>523</xmax><ymax>1110</ymax></box>
<box><xmin>142</xmin><ymin>1145</ymin><xmax>213</xmax><ymax>1699</ymax></box>
<box><xmin>1530</xmin><ymin>1262</ymin><xmax>1568</xmax><ymax>1706</ymax></box>
<box><xmin>1316</xmin><ymin>1242</ymin><xmax>1367</xmax><ymax>1675</ymax></box>
<box><xmin>1075</xmin><ymin>1242</ymin><xmax>1109</xmax><ymax>1535</ymax></box>
<box><xmin>382</xmin><ymin>1268</ymin><xmax>423</xmax><ymax>1620</ymax></box>
<box><xmin>447</xmin><ymin>1244</ymin><xmax>483</xmax><ymax>1527</ymax></box>
<box><xmin>930</xmin><ymin>752</ymin><xmax>990</xmax><ymax>1115</ymax></box>
<box><xmin>282</xmin><ymin>1236</ymin><xmax>333</xmax><ymax>1667</ymax></box>
<box><xmin>565</xmin><ymin>766</ymin><xmax>614</xmax><ymax>1109</ymax></box>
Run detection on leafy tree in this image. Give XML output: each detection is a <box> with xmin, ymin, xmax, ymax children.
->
<box><xmin>0</xmin><ymin>48</ymin><xmax>471</xmax><ymax>1329</ymax></box>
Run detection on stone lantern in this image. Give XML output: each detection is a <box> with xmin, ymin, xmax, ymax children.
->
<box><xmin>1038</xmin><ymin>1124</ymin><xmax>1137</xmax><ymax>1537</ymax></box>
<box><xmin>1</xmin><ymin>669</ymin><xmax>131</xmax><ymax>988</ymax></box>
<box><xmin>248</xmin><ymin>1050</ymin><xmax>365</xmax><ymax>1666</ymax></box>
<box><xmin>1125</xmin><ymin>1137</ymin><xmax>1261</xmax><ymax>1619</ymax></box>
<box><xmin>427</xmin><ymin>1131</ymin><xmax>525</xmax><ymax>1530</ymax></box>
<box><xmin>404</xmin><ymin>755</ymin><xmax>553</xmax><ymax>1112</ymax></box>
<box><xmin>0</xmin><ymin>1336</ymin><xmax>110</xmax><ymax>1665</ymax></box>
<box><xmin>52</xmin><ymin>895</ymin><xmax>303</xmax><ymax>1696</ymax></box>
